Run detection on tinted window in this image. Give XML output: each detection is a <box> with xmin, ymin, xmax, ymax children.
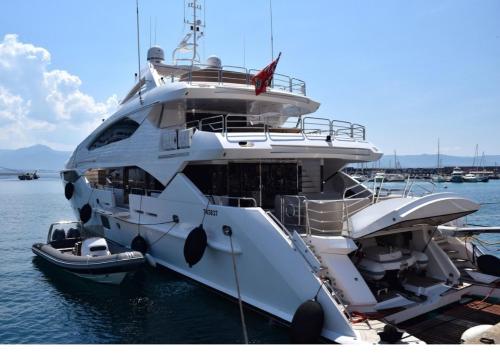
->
<box><xmin>89</xmin><ymin>118</ymin><xmax>139</xmax><ymax>150</ymax></box>
<box><xmin>90</xmin><ymin>246</ymin><xmax>108</xmax><ymax>252</ymax></box>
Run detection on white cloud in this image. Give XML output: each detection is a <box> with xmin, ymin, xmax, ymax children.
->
<box><xmin>0</xmin><ymin>34</ymin><xmax>118</xmax><ymax>150</ymax></box>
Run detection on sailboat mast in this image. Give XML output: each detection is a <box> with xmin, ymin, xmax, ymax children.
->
<box><xmin>437</xmin><ymin>138</ymin><xmax>440</xmax><ymax>171</ymax></box>
<box><xmin>473</xmin><ymin>144</ymin><xmax>479</xmax><ymax>169</ymax></box>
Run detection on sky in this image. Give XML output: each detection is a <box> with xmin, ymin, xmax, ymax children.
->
<box><xmin>0</xmin><ymin>0</ymin><xmax>499</xmax><ymax>155</ymax></box>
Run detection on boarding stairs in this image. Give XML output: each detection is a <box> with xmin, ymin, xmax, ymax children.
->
<box><xmin>291</xmin><ymin>230</ymin><xmax>352</xmax><ymax>319</ymax></box>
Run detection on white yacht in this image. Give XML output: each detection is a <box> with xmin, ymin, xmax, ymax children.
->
<box><xmin>372</xmin><ymin>172</ymin><xmax>386</xmax><ymax>182</ymax></box>
<box><xmin>384</xmin><ymin>173</ymin><xmax>406</xmax><ymax>182</ymax></box>
<box><xmin>463</xmin><ymin>173</ymin><xmax>479</xmax><ymax>183</ymax></box>
<box><xmin>450</xmin><ymin>167</ymin><xmax>465</xmax><ymax>183</ymax></box>
<box><xmin>60</xmin><ymin>1</ymin><xmax>499</xmax><ymax>344</ymax></box>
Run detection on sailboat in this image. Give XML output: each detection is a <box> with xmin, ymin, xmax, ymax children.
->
<box><xmin>469</xmin><ymin>150</ymin><xmax>490</xmax><ymax>183</ymax></box>
<box><xmin>431</xmin><ymin>139</ymin><xmax>446</xmax><ymax>183</ymax></box>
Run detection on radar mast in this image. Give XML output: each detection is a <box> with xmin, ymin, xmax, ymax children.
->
<box><xmin>172</xmin><ymin>0</ymin><xmax>205</xmax><ymax>66</ymax></box>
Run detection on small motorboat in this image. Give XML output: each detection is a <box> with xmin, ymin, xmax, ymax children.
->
<box><xmin>463</xmin><ymin>173</ymin><xmax>479</xmax><ymax>183</ymax></box>
<box><xmin>32</xmin><ymin>221</ymin><xmax>145</xmax><ymax>284</ymax></box>
<box><xmin>450</xmin><ymin>167</ymin><xmax>464</xmax><ymax>183</ymax></box>
<box><xmin>18</xmin><ymin>171</ymin><xmax>39</xmax><ymax>180</ymax></box>
<box><xmin>18</xmin><ymin>172</ymin><xmax>33</xmax><ymax>180</ymax></box>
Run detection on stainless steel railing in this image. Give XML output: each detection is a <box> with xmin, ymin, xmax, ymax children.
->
<box><xmin>280</xmin><ymin>195</ymin><xmax>349</xmax><ymax>236</ymax></box>
<box><xmin>185</xmin><ymin>114</ymin><xmax>367</xmax><ymax>143</ymax></box>
<box><xmin>207</xmin><ymin>195</ymin><xmax>258</xmax><ymax>208</ymax></box>
<box><xmin>277</xmin><ymin>178</ymin><xmax>438</xmax><ymax>237</ymax></box>
<box><xmin>156</xmin><ymin>63</ymin><xmax>307</xmax><ymax>95</ymax></box>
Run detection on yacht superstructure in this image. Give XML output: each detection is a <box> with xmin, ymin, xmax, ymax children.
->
<box><xmin>60</xmin><ymin>1</ymin><xmax>499</xmax><ymax>344</ymax></box>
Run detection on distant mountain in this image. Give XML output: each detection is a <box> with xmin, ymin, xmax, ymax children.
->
<box><xmin>378</xmin><ymin>154</ymin><xmax>500</xmax><ymax>168</ymax></box>
<box><xmin>0</xmin><ymin>145</ymin><xmax>72</xmax><ymax>171</ymax></box>
<box><xmin>1</xmin><ymin>145</ymin><xmax>499</xmax><ymax>171</ymax></box>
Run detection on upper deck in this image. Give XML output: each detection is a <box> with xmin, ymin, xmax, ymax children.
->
<box><xmin>152</xmin><ymin>62</ymin><xmax>307</xmax><ymax>96</ymax></box>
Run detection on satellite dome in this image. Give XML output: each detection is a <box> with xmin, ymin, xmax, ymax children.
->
<box><xmin>147</xmin><ymin>46</ymin><xmax>165</xmax><ymax>64</ymax></box>
<box><xmin>206</xmin><ymin>55</ymin><xmax>222</xmax><ymax>68</ymax></box>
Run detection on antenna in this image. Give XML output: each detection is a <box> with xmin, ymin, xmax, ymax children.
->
<box><xmin>173</xmin><ymin>0</ymin><xmax>205</xmax><ymax>65</ymax></box>
<box><xmin>149</xmin><ymin>16</ymin><xmax>152</xmax><ymax>48</ymax></box>
<box><xmin>136</xmin><ymin>0</ymin><xmax>142</xmax><ymax>78</ymax></box>
<box><xmin>243</xmin><ymin>35</ymin><xmax>246</xmax><ymax>68</ymax></box>
<box><xmin>154</xmin><ymin>17</ymin><xmax>157</xmax><ymax>44</ymax></box>
<box><xmin>269</xmin><ymin>0</ymin><xmax>274</xmax><ymax>60</ymax></box>
<box><xmin>135</xmin><ymin>0</ymin><xmax>143</xmax><ymax>104</ymax></box>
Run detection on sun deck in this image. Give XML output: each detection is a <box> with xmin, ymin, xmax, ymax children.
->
<box><xmin>153</xmin><ymin>62</ymin><xmax>307</xmax><ymax>95</ymax></box>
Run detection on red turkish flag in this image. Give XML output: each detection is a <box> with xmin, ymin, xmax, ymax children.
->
<box><xmin>251</xmin><ymin>52</ymin><xmax>281</xmax><ymax>96</ymax></box>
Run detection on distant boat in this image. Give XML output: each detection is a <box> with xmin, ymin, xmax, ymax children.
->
<box><xmin>351</xmin><ymin>174</ymin><xmax>368</xmax><ymax>182</ymax></box>
<box><xmin>468</xmin><ymin>171</ymin><xmax>490</xmax><ymax>183</ymax></box>
<box><xmin>467</xmin><ymin>145</ymin><xmax>489</xmax><ymax>183</ymax></box>
<box><xmin>373</xmin><ymin>172</ymin><xmax>385</xmax><ymax>182</ymax></box>
<box><xmin>463</xmin><ymin>173</ymin><xmax>479</xmax><ymax>183</ymax></box>
<box><xmin>18</xmin><ymin>171</ymin><xmax>39</xmax><ymax>181</ymax></box>
<box><xmin>431</xmin><ymin>174</ymin><xmax>446</xmax><ymax>183</ymax></box>
<box><xmin>450</xmin><ymin>167</ymin><xmax>464</xmax><ymax>183</ymax></box>
<box><xmin>385</xmin><ymin>173</ymin><xmax>406</xmax><ymax>182</ymax></box>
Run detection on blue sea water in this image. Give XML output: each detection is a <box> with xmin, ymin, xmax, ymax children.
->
<box><xmin>0</xmin><ymin>175</ymin><xmax>289</xmax><ymax>344</ymax></box>
<box><xmin>0</xmin><ymin>175</ymin><xmax>498</xmax><ymax>343</ymax></box>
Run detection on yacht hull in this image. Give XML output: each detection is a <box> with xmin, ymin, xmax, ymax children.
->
<box><xmin>65</xmin><ymin>173</ymin><xmax>362</xmax><ymax>343</ymax></box>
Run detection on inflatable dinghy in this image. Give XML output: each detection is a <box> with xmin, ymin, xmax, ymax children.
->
<box><xmin>32</xmin><ymin>221</ymin><xmax>145</xmax><ymax>284</ymax></box>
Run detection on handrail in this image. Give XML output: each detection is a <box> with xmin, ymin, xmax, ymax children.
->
<box><xmin>266</xmin><ymin>211</ymin><xmax>292</xmax><ymax>237</ymax></box>
<box><xmin>404</xmin><ymin>178</ymin><xmax>436</xmax><ymax>197</ymax></box>
<box><xmin>185</xmin><ymin>113</ymin><xmax>367</xmax><ymax>143</ymax></box>
<box><xmin>157</xmin><ymin>62</ymin><xmax>307</xmax><ymax>95</ymax></box>
<box><xmin>343</xmin><ymin>182</ymin><xmax>373</xmax><ymax>200</ymax></box>
<box><xmin>129</xmin><ymin>187</ymin><xmax>163</xmax><ymax>197</ymax></box>
<box><xmin>207</xmin><ymin>195</ymin><xmax>257</xmax><ymax>208</ymax></box>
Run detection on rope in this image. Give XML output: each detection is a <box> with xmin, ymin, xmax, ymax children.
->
<box><xmin>228</xmin><ymin>230</ymin><xmax>249</xmax><ymax>344</ymax></box>
<box><xmin>422</xmin><ymin>227</ymin><xmax>439</xmax><ymax>253</ymax></box>
<box><xmin>200</xmin><ymin>196</ymin><xmax>212</xmax><ymax>226</ymax></box>
<box><xmin>314</xmin><ymin>280</ymin><xmax>326</xmax><ymax>300</ymax></box>
<box><xmin>480</xmin><ymin>282</ymin><xmax>499</xmax><ymax>303</ymax></box>
<box><xmin>148</xmin><ymin>222</ymin><xmax>178</xmax><ymax>247</ymax></box>
<box><xmin>349</xmin><ymin>311</ymin><xmax>385</xmax><ymax>324</ymax></box>
<box><xmin>137</xmin><ymin>194</ymin><xmax>143</xmax><ymax>236</ymax></box>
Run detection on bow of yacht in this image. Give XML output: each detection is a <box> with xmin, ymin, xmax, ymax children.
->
<box><xmin>59</xmin><ymin>1</ymin><xmax>499</xmax><ymax>344</ymax></box>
